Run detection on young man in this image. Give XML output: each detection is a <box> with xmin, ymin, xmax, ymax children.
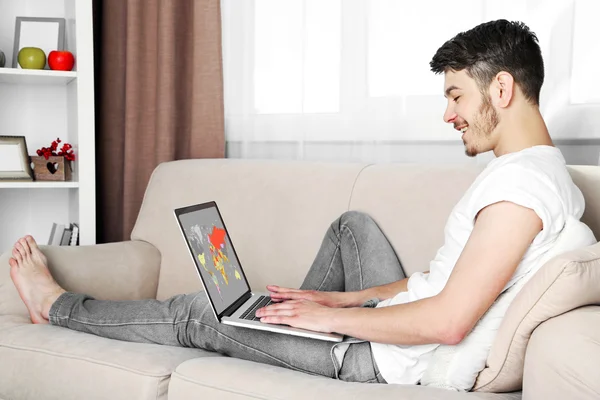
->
<box><xmin>8</xmin><ymin>20</ymin><xmax>592</xmax><ymax>385</ymax></box>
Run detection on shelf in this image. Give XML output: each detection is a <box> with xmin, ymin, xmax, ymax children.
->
<box><xmin>0</xmin><ymin>68</ymin><xmax>77</xmax><ymax>85</ymax></box>
<box><xmin>0</xmin><ymin>0</ymin><xmax>96</xmax><ymax>250</ymax></box>
<box><xmin>0</xmin><ymin>181</ymin><xmax>79</xmax><ymax>189</ymax></box>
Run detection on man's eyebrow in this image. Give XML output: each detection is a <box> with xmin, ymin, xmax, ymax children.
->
<box><xmin>444</xmin><ymin>85</ymin><xmax>461</xmax><ymax>98</ymax></box>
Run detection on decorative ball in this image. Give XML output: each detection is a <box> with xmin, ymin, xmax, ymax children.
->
<box><xmin>18</xmin><ymin>47</ymin><xmax>46</xmax><ymax>69</ymax></box>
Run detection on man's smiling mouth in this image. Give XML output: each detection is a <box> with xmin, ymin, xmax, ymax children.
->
<box><xmin>455</xmin><ymin>125</ymin><xmax>469</xmax><ymax>134</ymax></box>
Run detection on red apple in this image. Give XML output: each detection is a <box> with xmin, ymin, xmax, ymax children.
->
<box><xmin>48</xmin><ymin>50</ymin><xmax>75</xmax><ymax>71</ymax></box>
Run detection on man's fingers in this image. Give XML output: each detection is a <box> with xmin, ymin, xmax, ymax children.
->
<box><xmin>257</xmin><ymin>301</ymin><xmax>302</xmax><ymax>316</ymax></box>
<box><xmin>265</xmin><ymin>300</ymin><xmax>302</xmax><ymax>310</ymax></box>
<box><xmin>267</xmin><ymin>285</ymin><xmax>304</xmax><ymax>294</ymax></box>
<box><xmin>267</xmin><ymin>285</ymin><xmax>289</xmax><ymax>292</ymax></box>
<box><xmin>258</xmin><ymin>308</ymin><xmax>297</xmax><ymax>319</ymax></box>
<box><xmin>270</xmin><ymin>292</ymin><xmax>302</xmax><ymax>300</ymax></box>
<box><xmin>260</xmin><ymin>315</ymin><xmax>293</xmax><ymax>325</ymax></box>
<box><xmin>262</xmin><ymin>309</ymin><xmax>297</xmax><ymax>317</ymax></box>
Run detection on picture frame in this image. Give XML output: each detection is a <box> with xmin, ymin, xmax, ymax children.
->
<box><xmin>0</xmin><ymin>136</ymin><xmax>34</xmax><ymax>181</ymax></box>
<box><xmin>12</xmin><ymin>17</ymin><xmax>66</xmax><ymax>69</ymax></box>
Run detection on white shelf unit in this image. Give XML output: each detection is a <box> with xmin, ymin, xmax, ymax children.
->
<box><xmin>0</xmin><ymin>68</ymin><xmax>77</xmax><ymax>84</ymax></box>
<box><xmin>0</xmin><ymin>0</ymin><xmax>95</xmax><ymax>252</ymax></box>
<box><xmin>0</xmin><ymin>181</ymin><xmax>79</xmax><ymax>189</ymax></box>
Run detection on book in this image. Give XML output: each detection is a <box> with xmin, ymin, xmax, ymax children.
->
<box><xmin>47</xmin><ymin>223</ymin><xmax>57</xmax><ymax>245</ymax></box>
<box><xmin>60</xmin><ymin>227</ymin><xmax>72</xmax><ymax>246</ymax></box>
<box><xmin>48</xmin><ymin>223</ymin><xmax>65</xmax><ymax>246</ymax></box>
<box><xmin>48</xmin><ymin>222</ymin><xmax>79</xmax><ymax>246</ymax></box>
<box><xmin>69</xmin><ymin>223</ymin><xmax>79</xmax><ymax>246</ymax></box>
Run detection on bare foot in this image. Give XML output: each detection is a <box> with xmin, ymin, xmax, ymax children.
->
<box><xmin>9</xmin><ymin>235</ymin><xmax>66</xmax><ymax>324</ymax></box>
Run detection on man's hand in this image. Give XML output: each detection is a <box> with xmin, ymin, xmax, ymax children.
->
<box><xmin>255</xmin><ymin>299</ymin><xmax>340</xmax><ymax>333</ymax></box>
<box><xmin>266</xmin><ymin>285</ymin><xmax>361</xmax><ymax>308</ymax></box>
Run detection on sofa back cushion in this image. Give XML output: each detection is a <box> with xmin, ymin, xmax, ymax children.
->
<box><xmin>568</xmin><ymin>165</ymin><xmax>600</xmax><ymax>240</ymax></box>
<box><xmin>132</xmin><ymin>159</ymin><xmax>367</xmax><ymax>299</ymax></box>
<box><xmin>348</xmin><ymin>164</ymin><xmax>482</xmax><ymax>276</ymax></box>
<box><xmin>131</xmin><ymin>160</ymin><xmax>481</xmax><ymax>299</ymax></box>
<box><xmin>132</xmin><ymin>161</ymin><xmax>600</xmax><ymax>302</ymax></box>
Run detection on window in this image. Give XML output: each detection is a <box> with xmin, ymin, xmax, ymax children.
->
<box><xmin>223</xmin><ymin>0</ymin><xmax>600</xmax><ymax>142</ymax></box>
<box><xmin>254</xmin><ymin>0</ymin><xmax>341</xmax><ymax>114</ymax></box>
<box><xmin>570</xmin><ymin>0</ymin><xmax>600</xmax><ymax>104</ymax></box>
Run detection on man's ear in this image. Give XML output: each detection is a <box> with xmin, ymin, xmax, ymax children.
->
<box><xmin>491</xmin><ymin>72</ymin><xmax>514</xmax><ymax>108</ymax></box>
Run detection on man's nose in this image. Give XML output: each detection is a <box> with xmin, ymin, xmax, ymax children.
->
<box><xmin>443</xmin><ymin>106</ymin><xmax>457</xmax><ymax>124</ymax></box>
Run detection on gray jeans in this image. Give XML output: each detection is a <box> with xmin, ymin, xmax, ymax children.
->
<box><xmin>49</xmin><ymin>211</ymin><xmax>406</xmax><ymax>383</ymax></box>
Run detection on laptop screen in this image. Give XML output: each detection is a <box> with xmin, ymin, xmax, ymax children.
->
<box><xmin>175</xmin><ymin>202</ymin><xmax>251</xmax><ymax>315</ymax></box>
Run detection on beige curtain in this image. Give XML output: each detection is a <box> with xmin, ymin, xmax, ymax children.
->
<box><xmin>94</xmin><ymin>0</ymin><xmax>225</xmax><ymax>243</ymax></box>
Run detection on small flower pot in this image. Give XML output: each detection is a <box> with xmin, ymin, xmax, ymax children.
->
<box><xmin>30</xmin><ymin>156</ymin><xmax>72</xmax><ymax>181</ymax></box>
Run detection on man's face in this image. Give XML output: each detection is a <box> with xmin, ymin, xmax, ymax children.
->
<box><xmin>442</xmin><ymin>70</ymin><xmax>500</xmax><ymax>157</ymax></box>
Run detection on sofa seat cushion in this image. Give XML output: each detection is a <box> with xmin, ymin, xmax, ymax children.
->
<box><xmin>0</xmin><ymin>317</ymin><xmax>221</xmax><ymax>400</ymax></box>
<box><xmin>168</xmin><ymin>357</ymin><xmax>521</xmax><ymax>400</ymax></box>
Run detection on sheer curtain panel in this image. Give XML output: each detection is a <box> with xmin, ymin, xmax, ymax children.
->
<box><xmin>222</xmin><ymin>0</ymin><xmax>600</xmax><ymax>165</ymax></box>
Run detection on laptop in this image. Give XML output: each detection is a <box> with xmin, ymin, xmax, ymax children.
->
<box><xmin>174</xmin><ymin>201</ymin><xmax>344</xmax><ymax>342</ymax></box>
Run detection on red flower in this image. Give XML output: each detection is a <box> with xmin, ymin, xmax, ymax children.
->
<box><xmin>36</xmin><ymin>138</ymin><xmax>75</xmax><ymax>161</ymax></box>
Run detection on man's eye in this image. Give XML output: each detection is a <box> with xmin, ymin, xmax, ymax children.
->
<box><xmin>454</xmin><ymin>96</ymin><xmax>461</xmax><ymax>102</ymax></box>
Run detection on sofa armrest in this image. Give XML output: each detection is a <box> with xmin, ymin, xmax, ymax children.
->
<box><xmin>0</xmin><ymin>240</ymin><xmax>161</xmax><ymax>318</ymax></box>
<box><xmin>523</xmin><ymin>305</ymin><xmax>600</xmax><ymax>400</ymax></box>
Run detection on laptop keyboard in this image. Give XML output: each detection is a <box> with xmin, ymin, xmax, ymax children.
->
<box><xmin>240</xmin><ymin>295</ymin><xmax>273</xmax><ymax>321</ymax></box>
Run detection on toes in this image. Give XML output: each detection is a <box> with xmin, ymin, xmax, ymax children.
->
<box><xmin>25</xmin><ymin>236</ymin><xmax>39</xmax><ymax>251</ymax></box>
<box><xmin>12</xmin><ymin>247</ymin><xmax>22</xmax><ymax>262</ymax></box>
<box><xmin>8</xmin><ymin>257</ymin><xmax>17</xmax><ymax>268</ymax></box>
<box><xmin>19</xmin><ymin>237</ymin><xmax>31</xmax><ymax>255</ymax></box>
<box><xmin>14</xmin><ymin>242</ymin><xmax>27</xmax><ymax>259</ymax></box>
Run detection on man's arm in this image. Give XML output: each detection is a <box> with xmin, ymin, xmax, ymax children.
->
<box><xmin>258</xmin><ymin>201</ymin><xmax>542</xmax><ymax>345</ymax></box>
<box><xmin>359</xmin><ymin>270</ymin><xmax>431</xmax><ymax>302</ymax></box>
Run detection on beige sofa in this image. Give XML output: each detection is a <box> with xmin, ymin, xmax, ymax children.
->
<box><xmin>1</xmin><ymin>159</ymin><xmax>600</xmax><ymax>400</ymax></box>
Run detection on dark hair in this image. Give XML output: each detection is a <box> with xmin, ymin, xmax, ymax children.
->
<box><xmin>430</xmin><ymin>20</ymin><xmax>544</xmax><ymax>105</ymax></box>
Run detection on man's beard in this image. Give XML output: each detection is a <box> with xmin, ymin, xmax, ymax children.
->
<box><xmin>464</xmin><ymin>95</ymin><xmax>500</xmax><ymax>157</ymax></box>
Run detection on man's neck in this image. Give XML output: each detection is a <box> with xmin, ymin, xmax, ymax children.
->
<box><xmin>492</xmin><ymin>107</ymin><xmax>553</xmax><ymax>157</ymax></box>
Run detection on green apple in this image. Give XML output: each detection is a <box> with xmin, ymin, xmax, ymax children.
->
<box><xmin>18</xmin><ymin>47</ymin><xmax>46</xmax><ymax>69</ymax></box>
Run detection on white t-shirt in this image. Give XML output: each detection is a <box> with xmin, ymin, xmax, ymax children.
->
<box><xmin>370</xmin><ymin>145</ymin><xmax>593</xmax><ymax>385</ymax></box>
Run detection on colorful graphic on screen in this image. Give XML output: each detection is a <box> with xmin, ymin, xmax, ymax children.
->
<box><xmin>178</xmin><ymin>206</ymin><xmax>249</xmax><ymax>314</ymax></box>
